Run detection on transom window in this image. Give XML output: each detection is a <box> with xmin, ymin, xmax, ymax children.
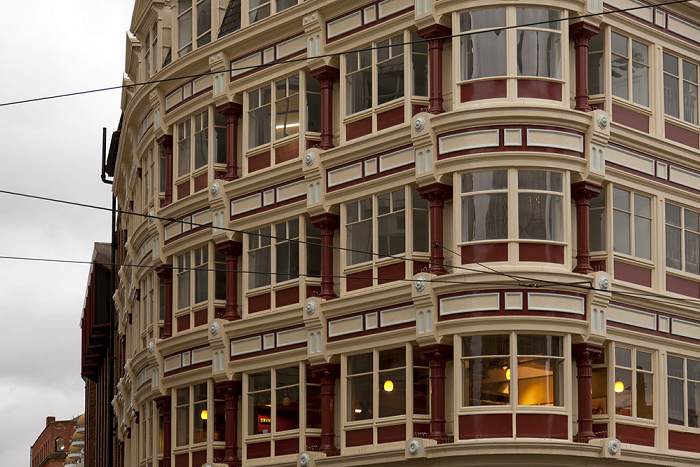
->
<box><xmin>459</xmin><ymin>7</ymin><xmax>562</xmax><ymax>81</ymax></box>
<box><xmin>612</xmin><ymin>187</ymin><xmax>651</xmax><ymax>260</ymax></box>
<box><xmin>611</xmin><ymin>31</ymin><xmax>649</xmax><ymax>107</ymax></box>
<box><xmin>668</xmin><ymin>355</ymin><xmax>700</xmax><ymax>428</ymax></box>
<box><xmin>663</xmin><ymin>52</ymin><xmax>699</xmax><ymax>125</ymax></box>
<box><xmin>461</xmin><ymin>170</ymin><xmax>564</xmax><ymax>243</ymax></box>
<box><xmin>614</xmin><ymin>347</ymin><xmax>653</xmax><ymax>419</ymax></box>
<box><xmin>461</xmin><ymin>334</ymin><xmax>564</xmax><ymax>407</ymax></box>
<box><xmin>666</xmin><ymin>204</ymin><xmax>700</xmax><ymax>274</ymax></box>
<box><xmin>345</xmin><ymin>188</ymin><xmax>429</xmax><ymax>266</ymax></box>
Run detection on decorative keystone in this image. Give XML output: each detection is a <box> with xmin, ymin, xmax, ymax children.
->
<box><xmin>210</xmin><ymin>322</ymin><xmax>220</xmax><ymax>336</ymax></box>
<box><xmin>597</xmin><ymin>115</ymin><xmax>608</xmax><ymax>130</ymax></box>
<box><xmin>299</xmin><ymin>453</ymin><xmax>311</xmax><ymax>466</ymax></box>
<box><xmin>415</xmin><ymin>276</ymin><xmax>426</xmax><ymax>292</ymax></box>
<box><xmin>607</xmin><ymin>439</ymin><xmax>619</xmax><ymax>455</ymax></box>
<box><xmin>210</xmin><ymin>182</ymin><xmax>220</xmax><ymax>196</ymax></box>
<box><xmin>414</xmin><ymin>116</ymin><xmax>426</xmax><ymax>132</ymax></box>
<box><xmin>598</xmin><ymin>275</ymin><xmax>610</xmax><ymax>290</ymax></box>
<box><xmin>305</xmin><ymin>152</ymin><xmax>316</xmax><ymax>166</ymax></box>
<box><xmin>408</xmin><ymin>440</ymin><xmax>420</xmax><ymax>455</ymax></box>
<box><xmin>305</xmin><ymin>301</ymin><xmax>317</xmax><ymax>316</ymax></box>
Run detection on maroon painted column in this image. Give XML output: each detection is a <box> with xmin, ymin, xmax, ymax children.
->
<box><xmin>418</xmin><ymin>183</ymin><xmax>452</xmax><ymax>275</ymax></box>
<box><xmin>417</xmin><ymin>24</ymin><xmax>451</xmax><ymax>114</ymax></box>
<box><xmin>155</xmin><ymin>265</ymin><xmax>173</xmax><ymax>338</ymax></box>
<box><xmin>216</xmin><ymin>241</ymin><xmax>243</xmax><ymax>320</ymax></box>
<box><xmin>309</xmin><ymin>363</ymin><xmax>340</xmax><ymax>456</ymax></box>
<box><xmin>157</xmin><ymin>134</ymin><xmax>173</xmax><ymax>206</ymax></box>
<box><xmin>310</xmin><ymin>66</ymin><xmax>340</xmax><ymax>150</ymax></box>
<box><xmin>311</xmin><ymin>213</ymin><xmax>339</xmax><ymax>299</ymax></box>
<box><xmin>216</xmin><ymin>102</ymin><xmax>243</xmax><ymax>180</ymax></box>
<box><xmin>215</xmin><ymin>380</ymin><xmax>242</xmax><ymax>466</ymax></box>
<box><xmin>570</xmin><ymin>22</ymin><xmax>601</xmax><ymax>112</ymax></box>
<box><xmin>572</xmin><ymin>343</ymin><xmax>605</xmax><ymax>442</ymax></box>
<box><xmin>155</xmin><ymin>395</ymin><xmax>171</xmax><ymax>467</ymax></box>
<box><xmin>572</xmin><ymin>181</ymin><xmax>602</xmax><ymax>274</ymax></box>
<box><xmin>419</xmin><ymin>344</ymin><xmax>453</xmax><ymax>443</ymax></box>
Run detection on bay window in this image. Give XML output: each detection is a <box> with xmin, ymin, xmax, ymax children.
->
<box><xmin>461</xmin><ymin>334</ymin><xmax>564</xmax><ymax>408</ymax></box>
<box><xmin>247</xmin><ymin>217</ymin><xmax>322</xmax><ymax>290</ymax></box>
<box><xmin>668</xmin><ymin>355</ymin><xmax>700</xmax><ymax>427</ymax></box>
<box><xmin>178</xmin><ymin>0</ymin><xmax>212</xmax><ymax>57</ymax></box>
<box><xmin>612</xmin><ymin>188</ymin><xmax>652</xmax><ymax>260</ymax></box>
<box><xmin>663</xmin><ymin>52</ymin><xmax>699</xmax><ymax>125</ymax></box>
<box><xmin>345</xmin><ymin>188</ymin><xmax>429</xmax><ymax>267</ymax></box>
<box><xmin>614</xmin><ymin>347</ymin><xmax>653</xmax><ymax>419</ymax></box>
<box><xmin>666</xmin><ymin>204</ymin><xmax>700</xmax><ymax>274</ymax></box>
<box><xmin>461</xmin><ymin>169</ymin><xmax>564</xmax><ymax>243</ymax></box>
<box><xmin>346</xmin><ymin>346</ymin><xmax>429</xmax><ymax>422</ymax></box>
<box><xmin>459</xmin><ymin>8</ymin><xmax>562</xmax><ymax>81</ymax></box>
<box><xmin>611</xmin><ymin>32</ymin><xmax>649</xmax><ymax>107</ymax></box>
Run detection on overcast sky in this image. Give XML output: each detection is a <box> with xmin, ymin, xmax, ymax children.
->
<box><xmin>0</xmin><ymin>2</ymin><xmax>135</xmax><ymax>464</ymax></box>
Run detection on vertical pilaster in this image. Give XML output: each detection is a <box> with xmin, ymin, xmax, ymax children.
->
<box><xmin>570</xmin><ymin>22</ymin><xmax>601</xmax><ymax>112</ymax></box>
<box><xmin>419</xmin><ymin>344</ymin><xmax>453</xmax><ymax>443</ymax></box>
<box><xmin>418</xmin><ymin>183</ymin><xmax>452</xmax><ymax>275</ymax></box>
<box><xmin>309</xmin><ymin>363</ymin><xmax>340</xmax><ymax>456</ymax></box>
<box><xmin>417</xmin><ymin>25</ymin><xmax>451</xmax><ymax>114</ymax></box>
<box><xmin>155</xmin><ymin>395</ymin><xmax>171</xmax><ymax>467</ymax></box>
<box><xmin>216</xmin><ymin>241</ymin><xmax>243</xmax><ymax>320</ymax></box>
<box><xmin>310</xmin><ymin>66</ymin><xmax>340</xmax><ymax>150</ymax></box>
<box><xmin>572</xmin><ymin>181</ymin><xmax>602</xmax><ymax>274</ymax></box>
<box><xmin>157</xmin><ymin>135</ymin><xmax>173</xmax><ymax>206</ymax></box>
<box><xmin>573</xmin><ymin>343</ymin><xmax>605</xmax><ymax>442</ymax></box>
<box><xmin>216</xmin><ymin>380</ymin><xmax>242</xmax><ymax>466</ymax></box>
<box><xmin>216</xmin><ymin>102</ymin><xmax>243</xmax><ymax>180</ymax></box>
<box><xmin>311</xmin><ymin>213</ymin><xmax>339</xmax><ymax>299</ymax></box>
<box><xmin>156</xmin><ymin>265</ymin><xmax>173</xmax><ymax>338</ymax></box>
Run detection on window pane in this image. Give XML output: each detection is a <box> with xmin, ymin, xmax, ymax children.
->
<box><xmin>378</xmin><ymin>212</ymin><xmax>405</xmax><ymax>257</ymax></box>
<box><xmin>616</xmin><ymin>347</ymin><xmax>632</xmax><ymax>368</ymax></box>
<box><xmin>666</xmin><ymin>225</ymin><xmax>682</xmax><ymax>270</ymax></box>
<box><xmin>637</xmin><ymin>372</ymin><xmax>653</xmax><ymax>419</ymax></box>
<box><xmin>379</xmin><ymin>348</ymin><xmax>405</xmax><ymax>370</ymax></box>
<box><xmin>348</xmin><ymin>373</ymin><xmax>372</xmax><ymax>420</ymax></box>
<box><xmin>668</xmin><ymin>377</ymin><xmax>684</xmax><ymax>425</ymax></box>
<box><xmin>592</xmin><ymin>367</ymin><xmax>607</xmax><ymax>415</ymax></box>
<box><xmin>461</xmin><ymin>32</ymin><xmax>506</xmax><ymax>80</ymax></box>
<box><xmin>276</xmin><ymin>385</ymin><xmax>299</xmax><ymax>431</ymax></box>
<box><xmin>463</xmin><ymin>335</ymin><xmax>509</xmax><ymax>356</ymax></box>
<box><xmin>689</xmin><ymin>381</ymin><xmax>700</xmax><ymax>427</ymax></box>
<box><xmin>517</xmin><ymin>356</ymin><xmax>562</xmax><ymax>406</ymax></box>
<box><xmin>193</xmin><ymin>383</ymin><xmax>207</xmax><ymax>443</ymax></box>
<box><xmin>347</xmin><ymin>219</ymin><xmax>372</xmax><ymax>265</ymax></box>
<box><xmin>634</xmin><ymin>216</ymin><xmax>651</xmax><ymax>260</ymax></box>
<box><xmin>518</xmin><ymin>171</ymin><xmax>562</xmax><ymax>191</ymax></box>
<box><xmin>462</xmin><ymin>171</ymin><xmax>508</xmax><ymax>192</ymax></box>
<box><xmin>517</xmin><ymin>335</ymin><xmax>562</xmax><ymax>356</ymax></box>
<box><xmin>588</xmin><ymin>33</ymin><xmax>605</xmax><ymax>95</ymax></box>
<box><xmin>614</xmin><ymin>368</ymin><xmax>632</xmax><ymax>416</ymax></box>
<box><xmin>277</xmin><ymin>0</ymin><xmax>297</xmax><ymax>12</ymax></box>
<box><xmin>196</xmin><ymin>0</ymin><xmax>211</xmax><ymax>39</ymax></box>
<box><xmin>379</xmin><ymin>368</ymin><xmax>406</xmax><ymax>417</ymax></box>
<box><xmin>665</xmin><ymin>74</ymin><xmax>680</xmax><ymax>118</ymax></box>
<box><xmin>464</xmin><ymin>356</ymin><xmax>510</xmax><ymax>406</ymax></box>
<box><xmin>248</xmin><ymin>391</ymin><xmax>271</xmax><ymax>434</ymax></box>
<box><xmin>613</xmin><ymin>210</ymin><xmax>631</xmax><ymax>255</ymax></box>
<box><xmin>516</xmin><ymin>8</ymin><xmax>560</xmax><ymax>29</ymax></box>
<box><xmin>348</xmin><ymin>353</ymin><xmax>372</xmax><ymax>375</ymax></box>
<box><xmin>590</xmin><ymin>188</ymin><xmax>606</xmax><ymax>252</ymax></box>
<box><xmin>413</xmin><ymin>367</ymin><xmax>430</xmax><ymax>415</ymax></box>
<box><xmin>462</xmin><ymin>194</ymin><xmax>508</xmax><ymax>242</ymax></box>
<box><xmin>636</xmin><ymin>351</ymin><xmax>652</xmax><ymax>371</ymax></box>
<box><xmin>377</xmin><ymin>56</ymin><xmax>404</xmax><ymax>105</ymax></box>
<box><xmin>306</xmin><ymin>383</ymin><xmax>322</xmax><ymax>429</ymax></box>
<box><xmin>516</xmin><ymin>30</ymin><xmax>561</xmax><ymax>78</ymax></box>
<box><xmin>518</xmin><ymin>193</ymin><xmax>563</xmax><ymax>241</ymax></box>
<box><xmin>687</xmin><ymin>231</ymin><xmax>700</xmax><ymax>275</ymax></box>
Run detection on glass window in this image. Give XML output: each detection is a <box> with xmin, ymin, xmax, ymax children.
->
<box><xmin>249</xmin><ymin>0</ymin><xmax>297</xmax><ymax>23</ymax></box>
<box><xmin>248</xmin><ymin>85</ymin><xmax>272</xmax><ymax>149</ymax></box>
<box><xmin>194</xmin><ymin>246</ymin><xmax>208</xmax><ymax>304</ymax></box>
<box><xmin>306</xmin><ymin>73</ymin><xmax>322</xmax><ymax>133</ymax></box>
<box><xmin>460</xmin><ymin>8</ymin><xmax>507</xmax><ymax>80</ymax></box>
<box><xmin>611</xmin><ymin>32</ymin><xmax>649</xmax><ymax>106</ymax></box>
<box><xmin>178</xmin><ymin>0</ymin><xmax>193</xmax><ymax>57</ymax></box>
<box><xmin>193</xmin><ymin>383</ymin><xmax>208</xmax><ymax>443</ymax></box>
<box><xmin>412</xmin><ymin>31</ymin><xmax>428</xmax><ymax>97</ymax></box>
<box><xmin>590</xmin><ymin>187</ymin><xmax>606</xmax><ymax>252</ymax></box>
<box><xmin>462</xmin><ymin>335</ymin><xmax>510</xmax><ymax>406</ymax></box>
<box><xmin>592</xmin><ymin>350</ymin><xmax>607</xmax><ymax>415</ymax></box>
<box><xmin>515</xmin><ymin>8</ymin><xmax>561</xmax><ymax>78</ymax></box>
<box><xmin>247</xmin><ymin>366</ymin><xmax>301</xmax><ymax>435</ymax></box>
<box><xmin>377</xmin><ymin>34</ymin><xmax>405</xmax><ymax>105</ymax></box>
<box><xmin>517</xmin><ymin>335</ymin><xmax>563</xmax><ymax>406</ymax></box>
<box><xmin>613</xmin><ymin>188</ymin><xmax>651</xmax><ymax>260</ymax></box>
<box><xmin>194</xmin><ymin>110</ymin><xmax>208</xmax><ymax>170</ymax></box>
<box><xmin>275</xmin><ymin>76</ymin><xmax>300</xmax><ymax>139</ymax></box>
<box><xmin>178</xmin><ymin>0</ymin><xmax>210</xmax><ymax>57</ymax></box>
<box><xmin>461</xmin><ymin>170</ymin><xmax>508</xmax><ymax>242</ymax></box>
<box><xmin>346</xmin><ymin>198</ymin><xmax>374</xmax><ymax>265</ymax></box>
<box><xmin>588</xmin><ymin>31</ymin><xmax>604</xmax><ymax>95</ymax></box>
<box><xmin>615</xmin><ymin>347</ymin><xmax>653</xmax><ymax>419</ymax></box>
<box><xmin>177</xmin><ymin>252</ymin><xmax>191</xmax><ymax>309</ymax></box>
<box><xmin>177</xmin><ymin>120</ymin><xmax>191</xmax><ymax>177</ymax></box>
<box><xmin>346</xmin><ymin>49</ymin><xmax>373</xmax><ymax>115</ymax></box>
<box><xmin>518</xmin><ymin>171</ymin><xmax>563</xmax><ymax>241</ymax></box>
<box><xmin>176</xmin><ymin>387</ymin><xmax>190</xmax><ymax>446</ymax></box>
<box><xmin>667</xmin><ymin>204</ymin><xmax>700</xmax><ymax>274</ymax></box>
<box><xmin>248</xmin><ymin>226</ymin><xmax>272</xmax><ymax>288</ymax></box>
<box><xmin>214</xmin><ymin>112</ymin><xmax>227</xmax><ymax>165</ymax></box>
<box><xmin>664</xmin><ymin>52</ymin><xmax>699</xmax><ymax>125</ymax></box>
<box><xmin>668</xmin><ymin>355</ymin><xmax>700</xmax><ymax>427</ymax></box>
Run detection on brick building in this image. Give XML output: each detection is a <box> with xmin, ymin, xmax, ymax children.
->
<box><xmin>30</xmin><ymin>416</ymin><xmax>75</xmax><ymax>467</ymax></box>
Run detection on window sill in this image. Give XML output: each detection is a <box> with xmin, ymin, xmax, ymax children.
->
<box><xmin>610</xmin><ymin>97</ymin><xmax>652</xmax><ymax>117</ymax></box>
<box><xmin>613</xmin><ymin>416</ymin><xmax>656</xmax><ymax>427</ymax></box>
<box><xmin>344</xmin><ymin>109</ymin><xmax>373</xmax><ymax>125</ymax></box>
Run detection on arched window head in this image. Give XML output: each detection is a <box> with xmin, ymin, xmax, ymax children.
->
<box><xmin>55</xmin><ymin>437</ymin><xmax>65</xmax><ymax>451</ymax></box>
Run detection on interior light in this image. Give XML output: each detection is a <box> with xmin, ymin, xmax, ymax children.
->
<box><xmin>275</xmin><ymin>123</ymin><xmax>300</xmax><ymax>129</ymax></box>
<box><xmin>505</xmin><ymin>368</ymin><xmax>511</xmax><ymax>381</ymax></box>
<box><xmin>383</xmin><ymin>380</ymin><xmax>394</xmax><ymax>392</ymax></box>
<box><xmin>614</xmin><ymin>381</ymin><xmax>625</xmax><ymax>393</ymax></box>
<box><xmin>200</xmin><ymin>409</ymin><xmax>208</xmax><ymax>420</ymax></box>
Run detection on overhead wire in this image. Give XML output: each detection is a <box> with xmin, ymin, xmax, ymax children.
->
<box><xmin>0</xmin><ymin>0</ymin><xmax>693</xmax><ymax>108</ymax></box>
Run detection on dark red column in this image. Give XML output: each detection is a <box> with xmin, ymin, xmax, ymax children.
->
<box><xmin>156</xmin><ymin>265</ymin><xmax>173</xmax><ymax>338</ymax></box>
<box><xmin>569</xmin><ymin>22</ymin><xmax>601</xmax><ymax>112</ymax></box>
<box><xmin>216</xmin><ymin>102</ymin><xmax>243</xmax><ymax>180</ymax></box>
<box><xmin>417</xmin><ymin>24</ymin><xmax>451</xmax><ymax>114</ymax></box>
<box><xmin>155</xmin><ymin>395</ymin><xmax>171</xmax><ymax>467</ymax></box>
<box><xmin>215</xmin><ymin>380</ymin><xmax>242</xmax><ymax>466</ymax></box>
<box><xmin>310</xmin><ymin>213</ymin><xmax>339</xmax><ymax>299</ymax></box>
<box><xmin>309</xmin><ymin>363</ymin><xmax>340</xmax><ymax>456</ymax></box>
<box><xmin>572</xmin><ymin>181</ymin><xmax>602</xmax><ymax>274</ymax></box>
<box><xmin>157</xmin><ymin>135</ymin><xmax>173</xmax><ymax>207</ymax></box>
<box><xmin>310</xmin><ymin>66</ymin><xmax>339</xmax><ymax>150</ymax></box>
<box><xmin>419</xmin><ymin>344</ymin><xmax>452</xmax><ymax>443</ymax></box>
<box><xmin>216</xmin><ymin>241</ymin><xmax>243</xmax><ymax>320</ymax></box>
<box><xmin>418</xmin><ymin>183</ymin><xmax>452</xmax><ymax>275</ymax></box>
<box><xmin>572</xmin><ymin>343</ymin><xmax>605</xmax><ymax>442</ymax></box>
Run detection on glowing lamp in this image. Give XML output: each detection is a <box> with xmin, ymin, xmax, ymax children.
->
<box><xmin>505</xmin><ymin>368</ymin><xmax>511</xmax><ymax>381</ymax></box>
<box><xmin>614</xmin><ymin>381</ymin><xmax>625</xmax><ymax>393</ymax></box>
<box><xmin>200</xmin><ymin>409</ymin><xmax>208</xmax><ymax>420</ymax></box>
<box><xmin>383</xmin><ymin>380</ymin><xmax>394</xmax><ymax>392</ymax></box>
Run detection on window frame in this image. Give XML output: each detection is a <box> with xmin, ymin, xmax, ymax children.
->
<box><xmin>343</xmin><ymin>344</ymin><xmax>430</xmax><ymax>429</ymax></box>
<box><xmin>667</xmin><ymin>354</ymin><xmax>700</xmax><ymax>429</ymax></box>
<box><xmin>613</xmin><ymin>345</ymin><xmax>654</xmax><ymax>420</ymax></box>
<box><xmin>612</xmin><ymin>186</ymin><xmax>653</xmax><ymax>262</ymax></box>
<box><xmin>663</xmin><ymin>51</ymin><xmax>699</xmax><ymax>126</ymax></box>
<box><xmin>247</xmin><ymin>0</ymin><xmax>299</xmax><ymax>25</ymax></box>
<box><xmin>342</xmin><ymin>186</ymin><xmax>430</xmax><ymax>276</ymax></box>
<box><xmin>177</xmin><ymin>0</ymin><xmax>213</xmax><ymax>58</ymax></box>
<box><xmin>610</xmin><ymin>30</ymin><xmax>650</xmax><ymax>108</ymax></box>
<box><xmin>173</xmin><ymin>382</ymin><xmax>214</xmax><ymax>463</ymax></box>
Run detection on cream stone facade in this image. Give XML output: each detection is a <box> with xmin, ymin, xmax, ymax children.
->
<box><xmin>110</xmin><ymin>0</ymin><xmax>700</xmax><ymax>466</ymax></box>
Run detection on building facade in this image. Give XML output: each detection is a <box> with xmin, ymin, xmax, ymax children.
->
<box><xmin>110</xmin><ymin>0</ymin><xmax>700</xmax><ymax>465</ymax></box>
<box><xmin>30</xmin><ymin>416</ymin><xmax>75</xmax><ymax>467</ymax></box>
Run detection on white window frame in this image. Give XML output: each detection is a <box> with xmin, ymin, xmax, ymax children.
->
<box><xmin>610</xmin><ymin>31</ymin><xmax>649</xmax><ymax>108</ymax></box>
<box><xmin>246</xmin><ymin>0</ymin><xmax>298</xmax><ymax>26</ymax></box>
<box><xmin>177</xmin><ymin>0</ymin><xmax>213</xmax><ymax>58</ymax></box>
<box><xmin>613</xmin><ymin>345</ymin><xmax>654</xmax><ymax>421</ymax></box>
<box><xmin>663</xmin><ymin>51</ymin><xmax>699</xmax><ymax>125</ymax></box>
<box><xmin>612</xmin><ymin>187</ymin><xmax>653</xmax><ymax>262</ymax></box>
<box><xmin>667</xmin><ymin>354</ymin><xmax>700</xmax><ymax>429</ymax></box>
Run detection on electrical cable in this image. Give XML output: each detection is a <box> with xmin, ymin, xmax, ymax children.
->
<box><xmin>0</xmin><ymin>0</ymin><xmax>692</xmax><ymax>108</ymax></box>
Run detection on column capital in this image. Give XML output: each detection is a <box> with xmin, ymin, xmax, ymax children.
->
<box><xmin>156</xmin><ymin>134</ymin><xmax>173</xmax><ymax>147</ymax></box>
<box><xmin>569</xmin><ymin>21</ymin><xmax>601</xmax><ymax>44</ymax></box>
<box><xmin>215</xmin><ymin>379</ymin><xmax>242</xmax><ymax>396</ymax></box>
<box><xmin>572</xmin><ymin>180</ymin><xmax>603</xmax><ymax>202</ymax></box>
<box><xmin>154</xmin><ymin>394</ymin><xmax>170</xmax><ymax>409</ymax></box>
<box><xmin>309</xmin><ymin>362</ymin><xmax>340</xmax><ymax>381</ymax></box>
<box><xmin>418</xmin><ymin>183</ymin><xmax>453</xmax><ymax>206</ymax></box>
<box><xmin>310</xmin><ymin>65</ymin><xmax>340</xmax><ymax>83</ymax></box>
<box><xmin>572</xmin><ymin>342</ymin><xmax>605</xmax><ymax>361</ymax></box>
<box><xmin>155</xmin><ymin>264</ymin><xmax>173</xmax><ymax>279</ymax></box>
<box><xmin>419</xmin><ymin>343</ymin><xmax>453</xmax><ymax>364</ymax></box>
<box><xmin>216</xmin><ymin>240</ymin><xmax>243</xmax><ymax>257</ymax></box>
<box><xmin>416</xmin><ymin>24</ymin><xmax>452</xmax><ymax>41</ymax></box>
<box><xmin>310</xmin><ymin>212</ymin><xmax>340</xmax><ymax>232</ymax></box>
<box><xmin>216</xmin><ymin>101</ymin><xmax>243</xmax><ymax>118</ymax></box>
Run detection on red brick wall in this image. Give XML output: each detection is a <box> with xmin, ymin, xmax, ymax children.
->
<box><xmin>31</xmin><ymin>418</ymin><xmax>76</xmax><ymax>467</ymax></box>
